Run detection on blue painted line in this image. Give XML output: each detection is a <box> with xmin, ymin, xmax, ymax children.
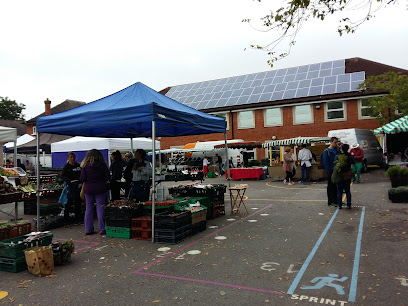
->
<box><xmin>348</xmin><ymin>206</ymin><xmax>366</xmax><ymax>302</ymax></box>
<box><xmin>287</xmin><ymin>208</ymin><xmax>340</xmax><ymax>295</ymax></box>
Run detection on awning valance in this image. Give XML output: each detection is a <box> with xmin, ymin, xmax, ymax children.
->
<box><xmin>262</xmin><ymin>137</ymin><xmax>331</xmax><ymax>148</ymax></box>
<box><xmin>373</xmin><ymin>115</ymin><xmax>408</xmax><ymax>135</ymax></box>
<box><xmin>214</xmin><ymin>141</ymin><xmax>263</xmax><ymax>149</ymax></box>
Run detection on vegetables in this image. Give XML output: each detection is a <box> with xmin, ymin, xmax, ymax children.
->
<box><xmin>0</xmin><ymin>168</ymin><xmax>19</xmax><ymax>177</ymax></box>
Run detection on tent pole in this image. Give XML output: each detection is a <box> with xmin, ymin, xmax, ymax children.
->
<box><xmin>13</xmin><ymin>136</ymin><xmax>17</xmax><ymax>169</ymax></box>
<box><xmin>130</xmin><ymin>138</ymin><xmax>134</xmax><ymax>155</ymax></box>
<box><xmin>151</xmin><ymin>121</ymin><xmax>156</xmax><ymax>243</ymax></box>
<box><xmin>224</xmin><ymin>132</ymin><xmax>230</xmax><ymax>188</ymax></box>
<box><xmin>36</xmin><ymin>132</ymin><xmax>41</xmax><ymax>231</ymax></box>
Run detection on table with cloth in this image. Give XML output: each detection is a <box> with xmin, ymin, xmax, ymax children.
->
<box><xmin>225</xmin><ymin>168</ymin><xmax>265</xmax><ymax>181</ymax></box>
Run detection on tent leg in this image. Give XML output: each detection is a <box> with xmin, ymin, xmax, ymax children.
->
<box><xmin>224</xmin><ymin>132</ymin><xmax>230</xmax><ymax>187</ymax></box>
<box><xmin>36</xmin><ymin>132</ymin><xmax>41</xmax><ymax>231</ymax></box>
<box><xmin>151</xmin><ymin>121</ymin><xmax>156</xmax><ymax>243</ymax></box>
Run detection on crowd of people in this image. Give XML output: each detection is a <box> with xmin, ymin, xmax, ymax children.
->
<box><xmin>60</xmin><ymin>149</ymin><xmax>152</xmax><ymax>235</ymax></box>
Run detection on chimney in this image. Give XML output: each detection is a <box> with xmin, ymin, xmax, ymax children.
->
<box><xmin>44</xmin><ymin>98</ymin><xmax>51</xmax><ymax>115</ymax></box>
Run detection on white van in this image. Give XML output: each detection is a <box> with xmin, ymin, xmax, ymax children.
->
<box><xmin>327</xmin><ymin>129</ymin><xmax>383</xmax><ymax>172</ymax></box>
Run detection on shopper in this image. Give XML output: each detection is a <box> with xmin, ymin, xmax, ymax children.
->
<box><xmin>129</xmin><ymin>149</ymin><xmax>152</xmax><ymax>202</ymax></box>
<box><xmin>350</xmin><ymin>143</ymin><xmax>364</xmax><ymax>183</ymax></box>
<box><xmin>298</xmin><ymin>144</ymin><xmax>313</xmax><ymax>182</ymax></box>
<box><xmin>215</xmin><ymin>154</ymin><xmax>224</xmax><ymax>175</ymax></box>
<box><xmin>61</xmin><ymin>152</ymin><xmax>82</xmax><ymax>227</ymax></box>
<box><xmin>123</xmin><ymin>152</ymin><xmax>136</xmax><ymax>197</ymax></box>
<box><xmin>203</xmin><ymin>156</ymin><xmax>208</xmax><ymax>177</ymax></box>
<box><xmin>110</xmin><ymin>150</ymin><xmax>125</xmax><ymax>201</ymax></box>
<box><xmin>322</xmin><ymin>137</ymin><xmax>339</xmax><ymax>207</ymax></box>
<box><xmin>283</xmin><ymin>147</ymin><xmax>295</xmax><ymax>185</ymax></box>
<box><xmin>335</xmin><ymin>143</ymin><xmax>355</xmax><ymax>209</ymax></box>
<box><xmin>80</xmin><ymin>149</ymin><xmax>110</xmax><ymax>235</ymax></box>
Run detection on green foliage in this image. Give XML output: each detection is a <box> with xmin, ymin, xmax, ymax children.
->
<box><xmin>385</xmin><ymin>165</ymin><xmax>408</xmax><ymax>178</ymax></box>
<box><xmin>388</xmin><ymin>186</ymin><xmax>408</xmax><ymax>195</ymax></box>
<box><xmin>0</xmin><ymin>97</ymin><xmax>25</xmax><ymax>120</ymax></box>
<box><xmin>359</xmin><ymin>72</ymin><xmax>408</xmax><ymax>124</ymax></box>
<box><xmin>244</xmin><ymin>0</ymin><xmax>394</xmax><ymax>66</ymax></box>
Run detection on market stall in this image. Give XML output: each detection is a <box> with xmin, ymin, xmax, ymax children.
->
<box><xmin>263</xmin><ymin>137</ymin><xmax>331</xmax><ymax>181</ymax></box>
<box><xmin>36</xmin><ymin>82</ymin><xmax>228</xmax><ymax>241</ymax></box>
<box><xmin>226</xmin><ymin>168</ymin><xmax>265</xmax><ymax>180</ymax></box>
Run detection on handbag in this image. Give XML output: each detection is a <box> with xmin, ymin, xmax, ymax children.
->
<box><xmin>58</xmin><ymin>183</ymin><xmax>68</xmax><ymax>205</ymax></box>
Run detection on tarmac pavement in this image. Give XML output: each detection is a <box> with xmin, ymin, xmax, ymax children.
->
<box><xmin>0</xmin><ymin>167</ymin><xmax>407</xmax><ymax>305</ymax></box>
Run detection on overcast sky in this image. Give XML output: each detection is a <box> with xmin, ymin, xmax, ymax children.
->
<box><xmin>1</xmin><ymin>0</ymin><xmax>407</xmax><ymax>121</ymax></box>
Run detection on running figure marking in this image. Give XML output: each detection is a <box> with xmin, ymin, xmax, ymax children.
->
<box><xmin>301</xmin><ymin>274</ymin><xmax>348</xmax><ymax>295</ymax></box>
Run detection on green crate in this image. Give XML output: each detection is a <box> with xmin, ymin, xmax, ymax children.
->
<box><xmin>106</xmin><ymin>226</ymin><xmax>131</xmax><ymax>239</ymax></box>
<box><xmin>174</xmin><ymin>197</ymin><xmax>212</xmax><ymax>219</ymax></box>
<box><xmin>0</xmin><ymin>233</ymin><xmax>53</xmax><ymax>259</ymax></box>
<box><xmin>0</xmin><ymin>256</ymin><xmax>27</xmax><ymax>273</ymax></box>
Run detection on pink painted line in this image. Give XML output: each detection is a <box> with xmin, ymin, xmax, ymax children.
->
<box><xmin>135</xmin><ymin>272</ymin><xmax>283</xmax><ymax>296</ymax></box>
<box><xmin>134</xmin><ymin>204</ymin><xmax>273</xmax><ymax>273</ymax></box>
<box><xmin>54</xmin><ymin>238</ymin><xmax>100</xmax><ymax>252</ymax></box>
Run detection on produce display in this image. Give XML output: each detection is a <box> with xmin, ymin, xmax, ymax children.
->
<box><xmin>0</xmin><ymin>168</ymin><xmax>19</xmax><ymax>177</ymax></box>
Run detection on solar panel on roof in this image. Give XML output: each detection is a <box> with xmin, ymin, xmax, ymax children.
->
<box><xmin>165</xmin><ymin>59</ymin><xmax>364</xmax><ymax>110</ymax></box>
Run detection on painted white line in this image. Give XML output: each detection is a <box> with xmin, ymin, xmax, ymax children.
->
<box><xmin>95</xmin><ymin>245</ymin><xmax>108</xmax><ymax>251</ymax></box>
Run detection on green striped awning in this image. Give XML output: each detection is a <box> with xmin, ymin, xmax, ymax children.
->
<box><xmin>373</xmin><ymin>115</ymin><xmax>408</xmax><ymax>135</ymax></box>
<box><xmin>262</xmin><ymin>137</ymin><xmax>331</xmax><ymax>148</ymax></box>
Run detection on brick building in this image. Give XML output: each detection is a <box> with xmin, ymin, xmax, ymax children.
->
<box><xmin>158</xmin><ymin>57</ymin><xmax>408</xmax><ymax>161</ymax></box>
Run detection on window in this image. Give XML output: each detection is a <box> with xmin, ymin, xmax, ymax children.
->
<box><xmin>238</xmin><ymin>110</ymin><xmax>255</xmax><ymax>129</ymax></box>
<box><xmin>264</xmin><ymin>108</ymin><xmax>282</xmax><ymax>126</ymax></box>
<box><xmin>326</xmin><ymin>101</ymin><xmax>346</xmax><ymax>121</ymax></box>
<box><xmin>359</xmin><ymin>99</ymin><xmax>374</xmax><ymax>119</ymax></box>
<box><xmin>293</xmin><ymin>105</ymin><xmax>313</xmax><ymax>125</ymax></box>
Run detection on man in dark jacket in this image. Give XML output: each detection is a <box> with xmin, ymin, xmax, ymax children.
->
<box><xmin>322</xmin><ymin>137</ymin><xmax>339</xmax><ymax>207</ymax></box>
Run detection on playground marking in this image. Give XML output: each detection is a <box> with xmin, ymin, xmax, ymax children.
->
<box><xmin>287</xmin><ymin>208</ymin><xmax>340</xmax><ymax>295</ymax></box>
<box><xmin>348</xmin><ymin>206</ymin><xmax>366</xmax><ymax>302</ymax></box>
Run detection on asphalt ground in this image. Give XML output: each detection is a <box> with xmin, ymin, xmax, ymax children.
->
<box><xmin>0</xmin><ymin>168</ymin><xmax>407</xmax><ymax>305</ymax></box>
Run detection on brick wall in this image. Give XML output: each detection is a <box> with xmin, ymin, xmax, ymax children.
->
<box><xmin>159</xmin><ymin>99</ymin><xmax>380</xmax><ymax>161</ymax></box>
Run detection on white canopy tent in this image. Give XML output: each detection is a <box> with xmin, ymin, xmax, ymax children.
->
<box><xmin>0</xmin><ymin>126</ymin><xmax>18</xmax><ymax>166</ymax></box>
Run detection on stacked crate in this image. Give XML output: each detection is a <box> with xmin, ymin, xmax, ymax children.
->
<box><xmin>0</xmin><ymin>232</ymin><xmax>53</xmax><ymax>273</ymax></box>
<box><xmin>189</xmin><ymin>184</ymin><xmax>227</xmax><ymax>219</ymax></box>
<box><xmin>174</xmin><ymin>199</ymin><xmax>207</xmax><ymax>235</ymax></box>
<box><xmin>0</xmin><ymin>221</ymin><xmax>32</xmax><ymax>241</ymax></box>
<box><xmin>131</xmin><ymin>216</ymin><xmax>152</xmax><ymax>241</ymax></box>
<box><xmin>24</xmin><ymin>190</ymin><xmax>62</xmax><ymax>216</ymax></box>
<box><xmin>105</xmin><ymin>204</ymin><xmax>143</xmax><ymax>239</ymax></box>
<box><xmin>154</xmin><ymin>211</ymin><xmax>192</xmax><ymax>244</ymax></box>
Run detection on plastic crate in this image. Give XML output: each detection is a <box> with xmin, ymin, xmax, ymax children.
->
<box><xmin>212</xmin><ymin>200</ymin><xmax>225</xmax><ymax>219</ymax></box>
<box><xmin>106</xmin><ymin>226</ymin><xmax>131</xmax><ymax>239</ymax></box>
<box><xmin>0</xmin><ymin>232</ymin><xmax>53</xmax><ymax>259</ymax></box>
<box><xmin>9</xmin><ymin>222</ymin><xmax>32</xmax><ymax>239</ymax></box>
<box><xmin>191</xmin><ymin>220</ymin><xmax>207</xmax><ymax>235</ymax></box>
<box><xmin>0</xmin><ymin>192</ymin><xmax>22</xmax><ymax>204</ymax></box>
<box><xmin>191</xmin><ymin>208</ymin><xmax>207</xmax><ymax>224</ymax></box>
<box><xmin>131</xmin><ymin>228</ymin><xmax>152</xmax><ymax>240</ymax></box>
<box><xmin>0</xmin><ymin>227</ymin><xmax>10</xmax><ymax>241</ymax></box>
<box><xmin>154</xmin><ymin>224</ymin><xmax>192</xmax><ymax>244</ymax></box>
<box><xmin>132</xmin><ymin>216</ymin><xmax>152</xmax><ymax>230</ymax></box>
<box><xmin>105</xmin><ymin>205</ymin><xmax>143</xmax><ymax>220</ymax></box>
<box><xmin>154</xmin><ymin>211</ymin><xmax>192</xmax><ymax>230</ymax></box>
<box><xmin>0</xmin><ymin>256</ymin><xmax>27</xmax><ymax>273</ymax></box>
<box><xmin>105</xmin><ymin>217</ymin><xmax>132</xmax><ymax>228</ymax></box>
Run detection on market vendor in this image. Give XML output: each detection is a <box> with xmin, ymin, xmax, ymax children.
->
<box><xmin>129</xmin><ymin>149</ymin><xmax>152</xmax><ymax>202</ymax></box>
<box><xmin>61</xmin><ymin>152</ymin><xmax>82</xmax><ymax>227</ymax></box>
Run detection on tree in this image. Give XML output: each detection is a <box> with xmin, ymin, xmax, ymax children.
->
<box><xmin>0</xmin><ymin>97</ymin><xmax>26</xmax><ymax>120</ymax></box>
<box><xmin>359</xmin><ymin>71</ymin><xmax>408</xmax><ymax>124</ymax></box>
<box><xmin>243</xmin><ymin>0</ymin><xmax>399</xmax><ymax>66</ymax></box>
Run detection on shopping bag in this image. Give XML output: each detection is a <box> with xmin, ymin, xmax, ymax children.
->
<box><xmin>58</xmin><ymin>183</ymin><xmax>68</xmax><ymax>205</ymax></box>
<box><xmin>24</xmin><ymin>245</ymin><xmax>55</xmax><ymax>276</ymax></box>
<box><xmin>80</xmin><ymin>183</ymin><xmax>85</xmax><ymax>201</ymax></box>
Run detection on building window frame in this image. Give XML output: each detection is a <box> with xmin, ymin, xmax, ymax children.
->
<box><xmin>358</xmin><ymin>99</ymin><xmax>375</xmax><ymax>119</ymax></box>
<box><xmin>264</xmin><ymin>108</ymin><xmax>283</xmax><ymax>127</ymax></box>
<box><xmin>210</xmin><ymin>112</ymin><xmax>229</xmax><ymax>130</ymax></box>
<box><xmin>325</xmin><ymin>100</ymin><xmax>347</xmax><ymax>122</ymax></box>
<box><xmin>293</xmin><ymin>104</ymin><xmax>314</xmax><ymax>125</ymax></box>
<box><xmin>238</xmin><ymin>110</ymin><xmax>255</xmax><ymax>129</ymax></box>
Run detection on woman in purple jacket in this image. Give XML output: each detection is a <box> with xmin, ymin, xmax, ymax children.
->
<box><xmin>80</xmin><ymin>149</ymin><xmax>110</xmax><ymax>235</ymax></box>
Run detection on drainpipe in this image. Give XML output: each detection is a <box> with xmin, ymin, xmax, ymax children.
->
<box><xmin>230</xmin><ymin>110</ymin><xmax>234</xmax><ymax>139</ymax></box>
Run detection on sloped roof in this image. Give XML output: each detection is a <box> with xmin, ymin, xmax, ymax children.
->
<box><xmin>0</xmin><ymin>119</ymin><xmax>26</xmax><ymax>136</ymax></box>
<box><xmin>26</xmin><ymin>99</ymin><xmax>86</xmax><ymax>124</ymax></box>
<box><xmin>161</xmin><ymin>57</ymin><xmax>408</xmax><ymax>113</ymax></box>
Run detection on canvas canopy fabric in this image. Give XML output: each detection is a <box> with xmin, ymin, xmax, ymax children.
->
<box><xmin>263</xmin><ymin>137</ymin><xmax>331</xmax><ymax>148</ymax></box>
<box><xmin>0</xmin><ymin>126</ymin><xmax>17</xmax><ymax>143</ymax></box>
<box><xmin>51</xmin><ymin>136</ymin><xmax>159</xmax><ymax>152</ymax></box>
<box><xmin>373</xmin><ymin>115</ymin><xmax>408</xmax><ymax>135</ymax></box>
<box><xmin>36</xmin><ymin>82</ymin><xmax>226</xmax><ymax>137</ymax></box>
<box><xmin>7</xmin><ymin>133</ymin><xmax>72</xmax><ymax>154</ymax></box>
<box><xmin>5</xmin><ymin>134</ymin><xmax>35</xmax><ymax>148</ymax></box>
<box><xmin>214</xmin><ymin>141</ymin><xmax>263</xmax><ymax>149</ymax></box>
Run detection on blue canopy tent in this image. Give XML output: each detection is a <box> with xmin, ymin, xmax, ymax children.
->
<box><xmin>36</xmin><ymin>82</ymin><xmax>228</xmax><ymax>239</ymax></box>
